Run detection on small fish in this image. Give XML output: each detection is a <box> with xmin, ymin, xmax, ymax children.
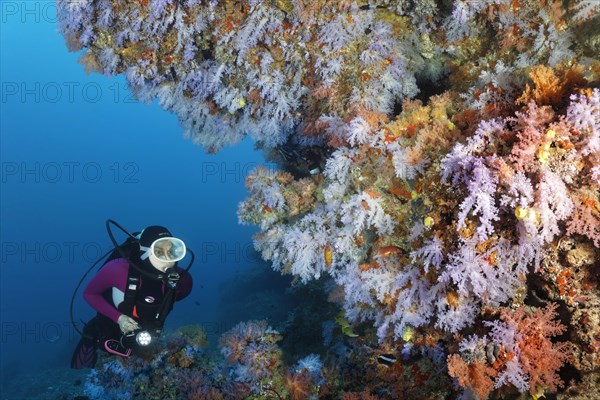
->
<box><xmin>342</xmin><ymin>326</ymin><xmax>359</xmax><ymax>337</ymax></box>
<box><xmin>336</xmin><ymin>313</ymin><xmax>358</xmax><ymax>337</ymax></box>
<box><xmin>378</xmin><ymin>246</ymin><xmax>402</xmax><ymax>257</ymax></box>
<box><xmin>195</xmin><ymin>301</ymin><xmax>200</xmax><ymax>306</ymax></box>
<box><xmin>335</xmin><ymin>315</ymin><xmax>350</xmax><ymax>329</ymax></box>
<box><xmin>276</xmin><ymin>146</ymin><xmax>300</xmax><ymax>162</ymax></box>
<box><xmin>377</xmin><ymin>354</ymin><xmax>397</xmax><ymax>368</ymax></box>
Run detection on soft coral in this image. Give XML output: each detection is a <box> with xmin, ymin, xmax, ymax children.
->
<box><xmin>447</xmin><ymin>354</ymin><xmax>497</xmax><ymax>400</ymax></box>
<box><xmin>284</xmin><ymin>369</ymin><xmax>313</xmax><ymax>400</ymax></box>
<box><xmin>498</xmin><ymin>303</ymin><xmax>570</xmax><ymax>395</ymax></box>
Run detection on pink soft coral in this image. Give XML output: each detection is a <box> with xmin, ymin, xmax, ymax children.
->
<box><xmin>509</xmin><ymin>101</ymin><xmax>555</xmax><ymax>172</ymax></box>
<box><xmin>567</xmin><ymin>192</ymin><xmax>600</xmax><ymax>247</ymax></box>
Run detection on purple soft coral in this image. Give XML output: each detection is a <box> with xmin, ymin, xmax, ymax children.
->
<box><xmin>567</xmin><ymin>88</ymin><xmax>600</xmax><ymax>156</ymax></box>
<box><xmin>457</xmin><ymin>158</ymin><xmax>500</xmax><ymax>240</ymax></box>
<box><xmin>220</xmin><ymin>321</ymin><xmax>282</xmax><ymax>384</ymax></box>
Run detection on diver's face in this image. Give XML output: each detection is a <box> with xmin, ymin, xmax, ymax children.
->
<box><xmin>153</xmin><ymin>241</ymin><xmax>174</xmax><ymax>260</ymax></box>
<box><xmin>150</xmin><ymin>242</ymin><xmax>175</xmax><ymax>272</ymax></box>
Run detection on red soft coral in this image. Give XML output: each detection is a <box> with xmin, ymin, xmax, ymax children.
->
<box><xmin>500</xmin><ymin>303</ymin><xmax>571</xmax><ymax>394</ymax></box>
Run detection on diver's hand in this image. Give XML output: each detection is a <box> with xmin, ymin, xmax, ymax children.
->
<box><xmin>117</xmin><ymin>315</ymin><xmax>140</xmax><ymax>334</ymax></box>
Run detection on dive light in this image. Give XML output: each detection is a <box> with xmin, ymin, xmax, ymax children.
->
<box><xmin>123</xmin><ymin>328</ymin><xmax>161</xmax><ymax>349</ymax></box>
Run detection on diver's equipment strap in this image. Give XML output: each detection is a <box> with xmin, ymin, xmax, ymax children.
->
<box><xmin>121</xmin><ymin>273</ymin><xmax>140</xmax><ymax>316</ymax></box>
<box><xmin>154</xmin><ymin>287</ymin><xmax>176</xmax><ymax>327</ymax></box>
<box><xmin>121</xmin><ymin>263</ymin><xmax>176</xmax><ymax>327</ymax></box>
<box><xmin>165</xmin><ymin>270</ymin><xmax>180</xmax><ymax>289</ymax></box>
<box><xmin>139</xmin><ymin>245</ymin><xmax>151</xmax><ymax>261</ymax></box>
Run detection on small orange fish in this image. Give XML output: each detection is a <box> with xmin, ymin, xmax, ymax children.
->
<box><xmin>378</xmin><ymin>246</ymin><xmax>401</xmax><ymax>257</ymax></box>
<box><xmin>388</xmin><ymin>186</ymin><xmax>412</xmax><ymax>200</ymax></box>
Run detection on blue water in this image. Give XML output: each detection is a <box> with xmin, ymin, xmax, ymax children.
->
<box><xmin>0</xmin><ymin>2</ymin><xmax>272</xmax><ymax>386</ymax></box>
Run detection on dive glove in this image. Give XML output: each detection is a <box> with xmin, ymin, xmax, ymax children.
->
<box><xmin>117</xmin><ymin>315</ymin><xmax>140</xmax><ymax>334</ymax></box>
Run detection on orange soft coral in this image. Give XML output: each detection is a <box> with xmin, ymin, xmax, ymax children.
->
<box><xmin>516</xmin><ymin>65</ymin><xmax>586</xmax><ymax>107</ymax></box>
<box><xmin>447</xmin><ymin>354</ymin><xmax>497</xmax><ymax>400</ymax></box>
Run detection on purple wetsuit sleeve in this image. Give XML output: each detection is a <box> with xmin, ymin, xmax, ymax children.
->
<box><xmin>83</xmin><ymin>258</ymin><xmax>129</xmax><ymax>323</ymax></box>
<box><xmin>175</xmin><ymin>268</ymin><xmax>193</xmax><ymax>301</ymax></box>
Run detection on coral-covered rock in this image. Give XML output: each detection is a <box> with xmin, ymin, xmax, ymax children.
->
<box><xmin>58</xmin><ymin>1</ymin><xmax>600</xmax><ymax>399</ymax></box>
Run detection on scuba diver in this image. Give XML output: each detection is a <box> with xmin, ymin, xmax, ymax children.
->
<box><xmin>70</xmin><ymin>220</ymin><xmax>194</xmax><ymax>369</ymax></box>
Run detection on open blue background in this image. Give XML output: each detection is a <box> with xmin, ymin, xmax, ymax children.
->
<box><xmin>0</xmin><ymin>0</ymin><xmax>273</xmax><ymax>384</ymax></box>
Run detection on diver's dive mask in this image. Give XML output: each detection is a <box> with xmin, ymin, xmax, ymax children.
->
<box><xmin>140</xmin><ymin>237</ymin><xmax>187</xmax><ymax>272</ymax></box>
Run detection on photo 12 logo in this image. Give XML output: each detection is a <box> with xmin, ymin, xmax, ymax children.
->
<box><xmin>1</xmin><ymin>321</ymin><xmax>78</xmax><ymax>344</ymax></box>
<box><xmin>1</xmin><ymin>81</ymin><xmax>138</xmax><ymax>104</ymax></box>
<box><xmin>1</xmin><ymin>241</ymin><xmax>108</xmax><ymax>265</ymax></box>
<box><xmin>1</xmin><ymin>161</ymin><xmax>140</xmax><ymax>184</ymax></box>
<box><xmin>1</xmin><ymin>1</ymin><xmax>57</xmax><ymax>24</ymax></box>
<box><xmin>199</xmin><ymin>241</ymin><xmax>262</xmax><ymax>264</ymax></box>
<box><xmin>200</xmin><ymin>162</ymin><xmax>279</xmax><ymax>183</ymax></box>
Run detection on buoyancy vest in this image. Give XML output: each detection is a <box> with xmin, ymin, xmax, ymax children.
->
<box><xmin>100</xmin><ymin>236</ymin><xmax>177</xmax><ymax>329</ymax></box>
